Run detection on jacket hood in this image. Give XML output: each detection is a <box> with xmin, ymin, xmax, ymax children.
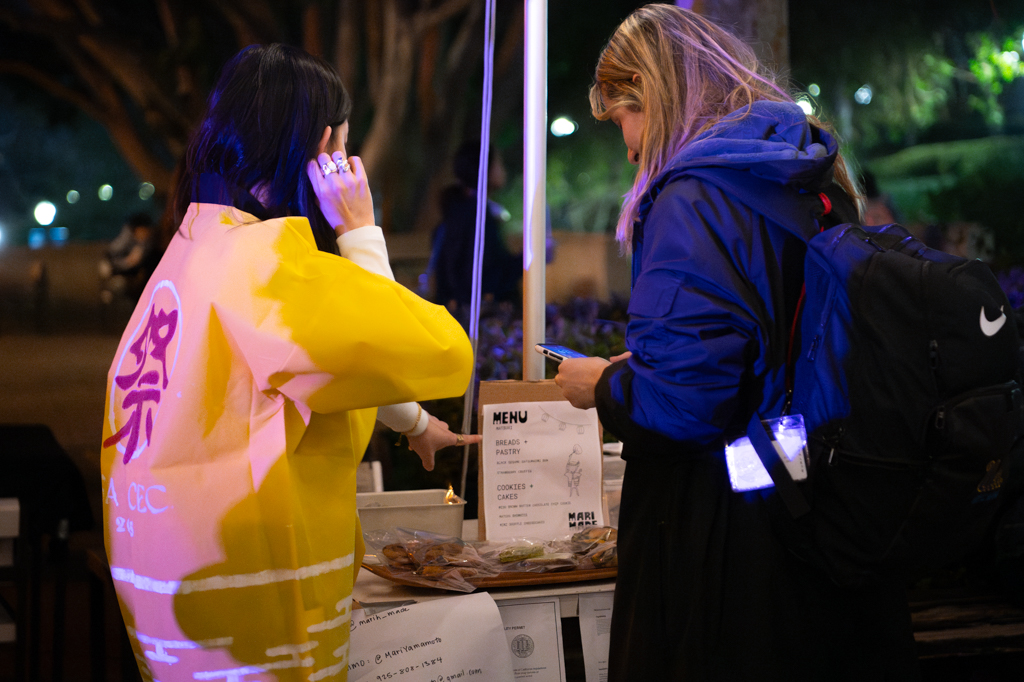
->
<box><xmin>667</xmin><ymin>100</ymin><xmax>836</xmax><ymax>187</ymax></box>
<box><xmin>643</xmin><ymin>100</ymin><xmax>842</xmax><ymax>238</ymax></box>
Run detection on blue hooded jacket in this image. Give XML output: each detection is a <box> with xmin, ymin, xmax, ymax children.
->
<box><xmin>596</xmin><ymin>100</ymin><xmax>857</xmax><ymax>454</ymax></box>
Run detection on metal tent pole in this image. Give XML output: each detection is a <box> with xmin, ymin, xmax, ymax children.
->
<box><xmin>522</xmin><ymin>0</ymin><xmax>548</xmax><ymax>382</ymax></box>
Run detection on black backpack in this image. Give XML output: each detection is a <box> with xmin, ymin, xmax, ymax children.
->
<box><xmin>749</xmin><ymin>221</ymin><xmax>1023</xmax><ymax>587</ymax></box>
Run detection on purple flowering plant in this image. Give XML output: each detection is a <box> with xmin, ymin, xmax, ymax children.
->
<box><xmin>997</xmin><ymin>267</ymin><xmax>1024</xmax><ymax>310</ymax></box>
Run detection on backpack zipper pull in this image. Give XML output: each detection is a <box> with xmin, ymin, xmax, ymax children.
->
<box><xmin>827</xmin><ymin>427</ymin><xmax>844</xmax><ymax>466</ymax></box>
<box><xmin>807</xmin><ymin>335</ymin><xmax>820</xmax><ymax>361</ymax></box>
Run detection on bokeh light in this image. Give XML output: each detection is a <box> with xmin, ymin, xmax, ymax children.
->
<box><xmin>139</xmin><ymin>182</ymin><xmax>155</xmax><ymax>200</ymax></box>
<box><xmin>66</xmin><ymin>190</ymin><xmax>80</xmax><ymax>204</ymax></box>
<box><xmin>796</xmin><ymin>97</ymin><xmax>814</xmax><ymax>115</ymax></box>
<box><xmin>34</xmin><ymin>201</ymin><xmax>56</xmax><ymax>225</ymax></box>
<box><xmin>28</xmin><ymin>227</ymin><xmax>46</xmax><ymax>249</ymax></box>
<box><xmin>98</xmin><ymin>184</ymin><xmax>113</xmax><ymax>201</ymax></box>
<box><xmin>49</xmin><ymin>226</ymin><xmax>69</xmax><ymax>246</ymax></box>
<box><xmin>854</xmin><ymin>85</ymin><xmax>873</xmax><ymax>105</ymax></box>
<box><xmin>550</xmin><ymin>116</ymin><xmax>578</xmax><ymax>137</ymax></box>
<box><xmin>808</xmin><ymin>83</ymin><xmax>821</xmax><ymax>97</ymax></box>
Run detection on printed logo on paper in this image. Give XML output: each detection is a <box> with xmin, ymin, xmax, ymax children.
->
<box><xmin>568</xmin><ymin>510</ymin><xmax>598</xmax><ymax>529</ymax></box>
<box><xmin>510</xmin><ymin>634</ymin><xmax>535</xmax><ymax>659</ymax></box>
<box><xmin>104</xmin><ymin>280</ymin><xmax>182</xmax><ymax>464</ymax></box>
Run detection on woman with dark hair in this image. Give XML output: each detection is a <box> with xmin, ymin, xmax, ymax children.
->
<box><xmin>102</xmin><ymin>43</ymin><xmax>476</xmax><ymax>682</ymax></box>
<box><xmin>555</xmin><ymin>6</ymin><xmax>918</xmax><ymax>681</ymax></box>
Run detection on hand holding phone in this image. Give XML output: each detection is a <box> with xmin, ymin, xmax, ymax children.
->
<box><xmin>535</xmin><ymin>344</ymin><xmax>589</xmax><ymax>363</ymax></box>
<box><xmin>551</xmin><ymin>351</ymin><xmax>611</xmax><ymax>410</ymax></box>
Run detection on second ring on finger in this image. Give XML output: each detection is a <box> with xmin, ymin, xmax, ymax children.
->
<box><xmin>333</xmin><ymin>156</ymin><xmax>351</xmax><ymax>174</ymax></box>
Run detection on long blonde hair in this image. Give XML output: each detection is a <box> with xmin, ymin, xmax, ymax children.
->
<box><xmin>591</xmin><ymin>4</ymin><xmax>861</xmax><ymax>245</ymax></box>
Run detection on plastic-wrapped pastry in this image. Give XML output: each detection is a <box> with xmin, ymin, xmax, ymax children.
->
<box><xmin>570</xmin><ymin>526</ymin><xmax>617</xmax><ymax>553</ymax></box>
<box><xmin>414</xmin><ymin>565</ymin><xmax>480</xmax><ymax>579</ymax></box>
<box><xmin>520</xmin><ymin>552</ymin><xmax>578</xmax><ymax>572</ymax></box>
<box><xmin>381</xmin><ymin>543</ymin><xmax>415</xmax><ymax>568</ymax></box>
<box><xmin>420</xmin><ymin>541</ymin><xmax>469</xmax><ymax>564</ymax></box>
<box><xmin>590</xmin><ymin>543</ymin><xmax>618</xmax><ymax>568</ymax></box>
<box><xmin>498</xmin><ymin>543</ymin><xmax>544</xmax><ymax>564</ymax></box>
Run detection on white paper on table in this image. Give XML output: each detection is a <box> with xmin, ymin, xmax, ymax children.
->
<box><xmin>348</xmin><ymin>592</ymin><xmax>514</xmax><ymax>682</ymax></box>
<box><xmin>482</xmin><ymin>401</ymin><xmax>603</xmax><ymax>541</ymax></box>
<box><xmin>578</xmin><ymin>592</ymin><xmax>614</xmax><ymax>682</ymax></box>
<box><xmin>495</xmin><ymin>597</ymin><xmax>565</xmax><ymax>682</ymax></box>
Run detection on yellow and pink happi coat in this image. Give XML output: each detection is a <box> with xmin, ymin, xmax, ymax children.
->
<box><xmin>100</xmin><ymin>203</ymin><xmax>473</xmax><ymax>682</ymax></box>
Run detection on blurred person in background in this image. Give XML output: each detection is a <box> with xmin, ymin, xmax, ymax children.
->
<box><xmin>99</xmin><ymin>212</ymin><xmax>160</xmax><ymax>303</ymax></box>
<box><xmin>427</xmin><ymin>139</ymin><xmax>522</xmax><ymax>313</ymax></box>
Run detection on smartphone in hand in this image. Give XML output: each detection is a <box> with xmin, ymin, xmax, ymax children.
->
<box><xmin>535</xmin><ymin>343</ymin><xmax>589</xmax><ymax>363</ymax></box>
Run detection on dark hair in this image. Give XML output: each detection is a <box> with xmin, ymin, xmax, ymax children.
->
<box><xmin>173</xmin><ymin>43</ymin><xmax>352</xmax><ymax>254</ymax></box>
<box><xmin>452</xmin><ymin>139</ymin><xmax>495</xmax><ymax>189</ymax></box>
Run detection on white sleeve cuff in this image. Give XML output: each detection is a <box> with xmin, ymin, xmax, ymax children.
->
<box><xmin>336</xmin><ymin>226</ymin><xmax>395</xmax><ymax>280</ymax></box>
<box><xmin>377</xmin><ymin>403</ymin><xmax>429</xmax><ymax>436</ymax></box>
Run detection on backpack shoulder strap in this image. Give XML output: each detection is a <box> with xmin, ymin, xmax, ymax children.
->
<box><xmin>747</xmin><ymin>412</ymin><xmax>811</xmax><ymax>517</ymax></box>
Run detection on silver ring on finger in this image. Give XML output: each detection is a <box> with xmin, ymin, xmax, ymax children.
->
<box><xmin>331</xmin><ymin>154</ymin><xmax>350</xmax><ymax>173</ymax></box>
<box><xmin>321</xmin><ymin>161</ymin><xmax>338</xmax><ymax>176</ymax></box>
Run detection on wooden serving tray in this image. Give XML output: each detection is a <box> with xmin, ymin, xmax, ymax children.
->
<box><xmin>362</xmin><ymin>561</ymin><xmax>616</xmax><ymax>590</ymax></box>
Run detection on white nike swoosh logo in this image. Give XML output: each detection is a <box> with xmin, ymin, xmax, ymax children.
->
<box><xmin>980</xmin><ymin>305</ymin><xmax>1007</xmax><ymax>337</ymax></box>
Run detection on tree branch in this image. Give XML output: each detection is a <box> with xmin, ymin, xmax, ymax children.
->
<box><xmin>77</xmin><ymin>35</ymin><xmax>192</xmax><ymax>132</ymax></box>
<box><xmin>0</xmin><ymin>8</ymin><xmax>85</xmax><ymax>41</ymax></box>
<box><xmin>415</xmin><ymin>0</ymin><xmax>473</xmax><ymax>33</ymax></box>
<box><xmin>0</xmin><ymin>60</ymin><xmax>103</xmax><ymax>120</ymax></box>
<box><xmin>366</xmin><ymin>0</ymin><xmax>385</xmax><ymax>103</ymax></box>
<box><xmin>154</xmin><ymin>0</ymin><xmax>180</xmax><ymax>47</ymax></box>
<box><xmin>495</xmin><ymin>0</ymin><xmax>524</xmax><ymax>78</ymax></box>
<box><xmin>333</xmin><ymin>0</ymin><xmax>360</xmax><ymax>90</ymax></box>
<box><xmin>70</xmin><ymin>0</ymin><xmax>102</xmax><ymax>26</ymax></box>
<box><xmin>215</xmin><ymin>0</ymin><xmax>279</xmax><ymax>43</ymax></box>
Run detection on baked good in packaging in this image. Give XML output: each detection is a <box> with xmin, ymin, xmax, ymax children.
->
<box><xmin>381</xmin><ymin>543</ymin><xmax>415</xmax><ymax>568</ymax></box>
<box><xmin>571</xmin><ymin>526</ymin><xmax>617</xmax><ymax>553</ymax></box>
<box><xmin>590</xmin><ymin>543</ymin><xmax>618</xmax><ymax>568</ymax></box>
<box><xmin>498</xmin><ymin>544</ymin><xmax>544</xmax><ymax>564</ymax></box>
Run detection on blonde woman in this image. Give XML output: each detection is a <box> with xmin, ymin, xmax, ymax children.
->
<box><xmin>555</xmin><ymin>6</ymin><xmax>919</xmax><ymax>681</ymax></box>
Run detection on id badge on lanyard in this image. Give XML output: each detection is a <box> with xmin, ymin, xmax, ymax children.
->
<box><xmin>724</xmin><ymin>415</ymin><xmax>809</xmax><ymax>492</ymax></box>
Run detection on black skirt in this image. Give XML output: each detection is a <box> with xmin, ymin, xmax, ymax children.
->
<box><xmin>607</xmin><ymin>447</ymin><xmax>920</xmax><ymax>682</ymax></box>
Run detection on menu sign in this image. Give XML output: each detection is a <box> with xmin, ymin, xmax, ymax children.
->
<box><xmin>481</xmin><ymin>401</ymin><xmax>603</xmax><ymax>541</ymax></box>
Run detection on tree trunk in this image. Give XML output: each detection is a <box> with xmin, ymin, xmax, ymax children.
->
<box><xmin>358</xmin><ymin>0</ymin><xmax>418</xmax><ymax>178</ymax></box>
<box><xmin>693</xmin><ymin>0</ymin><xmax>789</xmax><ymax>74</ymax></box>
